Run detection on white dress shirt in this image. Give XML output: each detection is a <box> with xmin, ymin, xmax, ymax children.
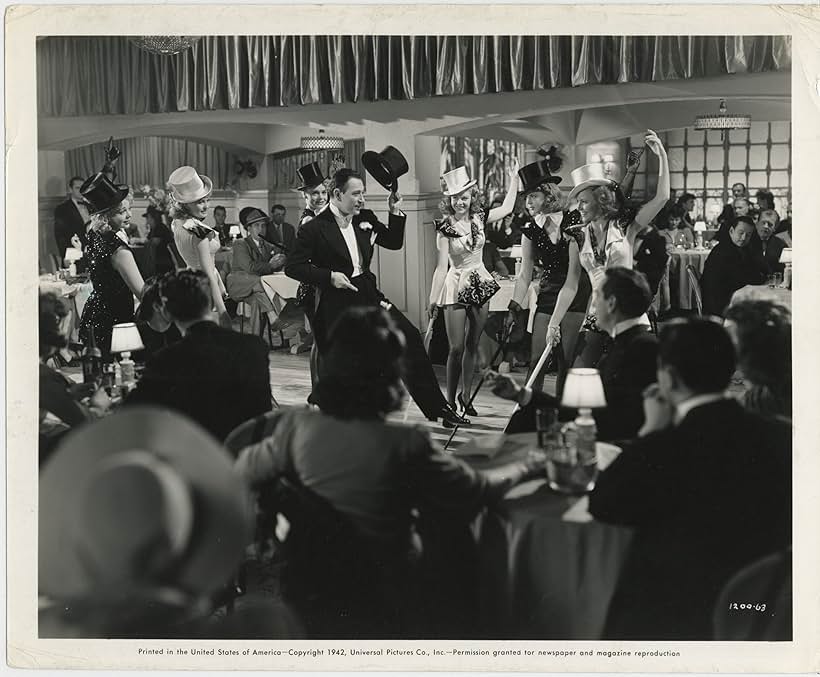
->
<box><xmin>674</xmin><ymin>392</ymin><xmax>728</xmax><ymax>425</ymax></box>
<box><xmin>611</xmin><ymin>316</ymin><xmax>651</xmax><ymax>338</ymax></box>
<box><xmin>329</xmin><ymin>202</ymin><xmax>363</xmax><ymax>277</ymax></box>
<box><xmin>72</xmin><ymin>198</ymin><xmax>90</xmax><ymax>226</ymax></box>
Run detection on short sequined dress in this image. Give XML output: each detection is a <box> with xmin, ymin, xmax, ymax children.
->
<box><xmin>79</xmin><ymin>230</ymin><xmax>136</xmax><ymax>355</ymax></box>
<box><xmin>520</xmin><ymin>210</ymin><xmax>589</xmax><ymax>315</ymax></box>
<box><xmin>434</xmin><ymin>211</ymin><xmax>500</xmax><ymax>307</ymax></box>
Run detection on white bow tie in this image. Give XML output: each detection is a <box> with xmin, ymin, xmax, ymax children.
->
<box><xmin>534</xmin><ymin>213</ymin><xmax>548</xmax><ymax>228</ymax></box>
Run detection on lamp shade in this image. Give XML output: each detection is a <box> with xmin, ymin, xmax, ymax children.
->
<box><xmin>229</xmin><ymin>225</ymin><xmax>241</xmax><ymax>237</ymax></box>
<box><xmin>779</xmin><ymin>248</ymin><xmax>792</xmax><ymax>264</ymax></box>
<box><xmin>110</xmin><ymin>323</ymin><xmax>145</xmax><ymax>354</ymax></box>
<box><xmin>694</xmin><ymin>221</ymin><xmax>708</xmax><ymax>233</ymax></box>
<box><xmin>560</xmin><ymin>368</ymin><xmax>607</xmax><ymax>409</ymax></box>
<box><xmin>64</xmin><ymin>247</ymin><xmax>84</xmax><ymax>263</ymax></box>
<box><xmin>509</xmin><ymin>244</ymin><xmax>524</xmax><ymax>259</ymax></box>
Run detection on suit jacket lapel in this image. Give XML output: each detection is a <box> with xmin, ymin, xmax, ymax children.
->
<box><xmin>318</xmin><ymin>209</ymin><xmax>353</xmax><ymax>267</ymax></box>
<box><xmin>354</xmin><ymin>222</ymin><xmax>372</xmax><ymax>269</ymax></box>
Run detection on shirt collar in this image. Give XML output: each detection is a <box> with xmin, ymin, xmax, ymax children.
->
<box><xmin>580</xmin><ymin>221</ymin><xmax>624</xmax><ymax>255</ymax></box>
<box><xmin>674</xmin><ymin>392</ymin><xmax>728</xmax><ymax>425</ymax></box>
<box><xmin>329</xmin><ymin>202</ymin><xmax>353</xmax><ymax>227</ymax></box>
<box><xmin>611</xmin><ymin>316</ymin><xmax>651</xmax><ymax>338</ymax></box>
<box><xmin>534</xmin><ymin>212</ymin><xmax>562</xmax><ymax>229</ymax></box>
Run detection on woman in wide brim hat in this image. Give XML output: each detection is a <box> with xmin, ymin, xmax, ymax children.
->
<box><xmin>78</xmin><ymin>173</ymin><xmax>146</xmax><ymax>356</ymax></box>
<box><xmin>167</xmin><ymin>166</ymin><xmax>230</xmax><ymax>328</ymax></box>
<box><xmin>427</xmin><ymin>160</ymin><xmax>520</xmax><ymax>419</ymax></box>
<box><xmin>39</xmin><ymin>406</ymin><xmax>254</xmax><ymax>638</ymax></box>
<box><xmin>568</xmin><ymin>129</ymin><xmax>670</xmax><ymax>368</ymax></box>
<box><xmin>505</xmin><ymin>159</ymin><xmax>589</xmax><ymax>394</ymax></box>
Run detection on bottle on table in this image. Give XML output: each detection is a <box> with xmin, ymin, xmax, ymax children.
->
<box><xmin>81</xmin><ymin>328</ymin><xmax>102</xmax><ymax>385</ymax></box>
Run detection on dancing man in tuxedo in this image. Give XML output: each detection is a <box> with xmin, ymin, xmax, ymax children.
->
<box><xmin>286</xmin><ymin>168</ymin><xmax>469</xmax><ymax>428</ymax></box>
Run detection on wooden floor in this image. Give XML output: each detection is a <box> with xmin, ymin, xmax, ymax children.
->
<box><xmin>266</xmin><ymin>348</ymin><xmax>558</xmax><ymax>451</ymax></box>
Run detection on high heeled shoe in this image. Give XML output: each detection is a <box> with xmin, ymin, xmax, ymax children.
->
<box><xmin>458</xmin><ymin>392</ymin><xmax>478</xmax><ymax>417</ymax></box>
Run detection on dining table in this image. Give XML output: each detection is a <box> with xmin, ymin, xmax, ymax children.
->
<box><xmin>458</xmin><ymin>433</ymin><xmax>634</xmax><ymax>639</ymax></box>
<box><xmin>39</xmin><ymin>275</ymin><xmax>94</xmax><ymax>342</ymax></box>
<box><xmin>729</xmin><ymin>284</ymin><xmax>792</xmax><ymax>311</ymax></box>
<box><xmin>668</xmin><ymin>246</ymin><xmax>711</xmax><ymax>310</ymax></box>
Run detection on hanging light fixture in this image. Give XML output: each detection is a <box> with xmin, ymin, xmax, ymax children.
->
<box><xmin>694</xmin><ymin>99</ymin><xmax>751</xmax><ymax>132</ymax></box>
<box><xmin>300</xmin><ymin>129</ymin><xmax>345</xmax><ymax>152</ymax></box>
<box><xmin>128</xmin><ymin>36</ymin><xmax>202</xmax><ymax>55</ymax></box>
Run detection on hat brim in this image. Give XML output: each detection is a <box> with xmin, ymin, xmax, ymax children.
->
<box><xmin>87</xmin><ymin>185</ymin><xmax>131</xmax><ymax>216</ymax></box>
<box><xmin>519</xmin><ymin>176</ymin><xmax>563</xmax><ymax>195</ymax></box>
<box><xmin>295</xmin><ymin>182</ymin><xmax>325</xmax><ymax>193</ymax></box>
<box><xmin>39</xmin><ymin>406</ymin><xmax>253</xmax><ymax>600</ymax></box>
<box><xmin>170</xmin><ymin>175</ymin><xmax>213</xmax><ymax>204</ymax></box>
<box><xmin>362</xmin><ymin>151</ymin><xmax>399</xmax><ymax>192</ymax></box>
<box><xmin>442</xmin><ymin>179</ymin><xmax>477</xmax><ymax>197</ymax></box>
<box><xmin>567</xmin><ymin>178</ymin><xmax>614</xmax><ymax>203</ymax></box>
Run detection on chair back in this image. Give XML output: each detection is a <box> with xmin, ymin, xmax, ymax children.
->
<box><xmin>686</xmin><ymin>264</ymin><xmax>703</xmax><ymax>316</ymax></box>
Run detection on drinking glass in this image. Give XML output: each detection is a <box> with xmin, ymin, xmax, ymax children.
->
<box><xmin>545</xmin><ymin>443</ymin><xmax>599</xmax><ymax>495</ymax></box>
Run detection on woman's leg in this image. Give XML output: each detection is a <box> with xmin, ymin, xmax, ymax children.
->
<box><xmin>443</xmin><ymin>306</ymin><xmax>467</xmax><ymax>408</ymax></box>
<box><xmin>556</xmin><ymin>311</ymin><xmax>586</xmax><ymax>395</ymax></box>
<box><xmin>528</xmin><ymin>313</ymin><xmax>551</xmax><ymax>393</ymax></box>
<box><xmin>462</xmin><ymin>304</ymin><xmax>489</xmax><ymax>400</ymax></box>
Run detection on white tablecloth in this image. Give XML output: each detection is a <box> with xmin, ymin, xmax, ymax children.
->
<box><xmin>669</xmin><ymin>248</ymin><xmax>710</xmax><ymax>310</ymax></box>
<box><xmin>39</xmin><ymin>277</ymin><xmax>94</xmax><ymax>341</ymax></box>
<box><xmin>729</xmin><ymin>285</ymin><xmax>792</xmax><ymax>311</ymax></box>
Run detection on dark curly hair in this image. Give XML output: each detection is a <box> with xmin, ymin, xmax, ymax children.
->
<box><xmin>160</xmin><ymin>270</ymin><xmax>211</xmax><ymax>323</ymax></box>
<box><xmin>39</xmin><ymin>292</ymin><xmax>70</xmax><ymax>358</ymax></box>
<box><xmin>724</xmin><ymin>300</ymin><xmax>791</xmax><ymax>390</ymax></box>
<box><xmin>315</xmin><ymin>307</ymin><xmax>406</xmax><ymax>420</ymax></box>
<box><xmin>135</xmin><ymin>274</ymin><xmax>172</xmax><ymax>324</ymax></box>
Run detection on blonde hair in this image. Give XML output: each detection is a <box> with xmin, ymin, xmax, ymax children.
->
<box><xmin>438</xmin><ymin>185</ymin><xmax>485</xmax><ymax>218</ymax></box>
<box><xmin>87</xmin><ymin>198</ymin><xmax>131</xmax><ymax>233</ymax></box>
<box><xmin>579</xmin><ymin>184</ymin><xmax>621</xmax><ymax>220</ymax></box>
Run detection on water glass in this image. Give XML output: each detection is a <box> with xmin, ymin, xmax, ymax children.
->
<box><xmin>545</xmin><ymin>444</ymin><xmax>599</xmax><ymax>495</ymax></box>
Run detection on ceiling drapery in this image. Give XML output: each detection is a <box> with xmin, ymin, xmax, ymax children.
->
<box><xmin>37</xmin><ymin>35</ymin><xmax>791</xmax><ymax>118</ymax></box>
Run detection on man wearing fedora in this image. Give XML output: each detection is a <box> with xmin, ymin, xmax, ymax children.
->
<box><xmin>287</xmin><ymin>150</ymin><xmax>469</xmax><ymax>427</ymax></box>
<box><xmin>227</xmin><ymin>207</ymin><xmax>287</xmax><ymax>335</ymax></box>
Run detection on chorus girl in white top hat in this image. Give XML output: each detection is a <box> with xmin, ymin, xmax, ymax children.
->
<box><xmin>428</xmin><ymin>160</ymin><xmax>520</xmax><ymax>416</ymax></box>
<box><xmin>167</xmin><ymin>166</ymin><xmax>231</xmax><ymax>329</ymax></box>
<box><xmin>568</xmin><ymin>129</ymin><xmax>669</xmax><ymax>368</ymax></box>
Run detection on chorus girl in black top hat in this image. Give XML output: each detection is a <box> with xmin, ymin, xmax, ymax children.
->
<box><xmin>505</xmin><ymin>159</ymin><xmax>589</xmax><ymax>393</ymax></box>
<box><xmin>78</xmin><ymin>174</ymin><xmax>145</xmax><ymax>356</ymax></box>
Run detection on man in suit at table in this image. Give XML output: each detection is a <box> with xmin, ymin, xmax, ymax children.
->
<box><xmin>265</xmin><ymin>204</ymin><xmax>297</xmax><ymax>253</ymax></box>
<box><xmin>589</xmin><ymin>318</ymin><xmax>791</xmax><ymax>640</ymax></box>
<box><xmin>53</xmin><ymin>176</ymin><xmax>91</xmax><ymax>259</ymax></box>
<box><xmin>286</xmin><ymin>168</ymin><xmax>469</xmax><ymax>428</ymax></box>
<box><xmin>489</xmin><ymin>267</ymin><xmax>659</xmax><ymax>442</ymax></box>
<box><xmin>226</xmin><ymin>207</ymin><xmax>287</xmax><ymax>336</ymax></box>
<box><xmin>126</xmin><ymin>270</ymin><xmax>273</xmax><ymax>442</ymax></box>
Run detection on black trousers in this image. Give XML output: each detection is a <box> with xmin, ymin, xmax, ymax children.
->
<box><xmin>314</xmin><ymin>275</ymin><xmax>447</xmax><ymax>420</ymax></box>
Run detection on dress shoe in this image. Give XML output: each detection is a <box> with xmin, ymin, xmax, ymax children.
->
<box><xmin>457</xmin><ymin>392</ymin><xmax>478</xmax><ymax>417</ymax></box>
<box><xmin>439</xmin><ymin>404</ymin><xmax>470</xmax><ymax>428</ymax></box>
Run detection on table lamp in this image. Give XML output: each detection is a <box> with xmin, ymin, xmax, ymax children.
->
<box><xmin>229</xmin><ymin>225</ymin><xmax>241</xmax><ymax>241</ymax></box>
<box><xmin>779</xmin><ymin>248</ymin><xmax>792</xmax><ymax>288</ymax></box>
<box><xmin>110</xmin><ymin>322</ymin><xmax>145</xmax><ymax>386</ymax></box>
<box><xmin>509</xmin><ymin>244</ymin><xmax>524</xmax><ymax>277</ymax></box>
<box><xmin>694</xmin><ymin>221</ymin><xmax>708</xmax><ymax>249</ymax></box>
<box><xmin>64</xmin><ymin>247</ymin><xmax>83</xmax><ymax>276</ymax></box>
<box><xmin>560</xmin><ymin>368</ymin><xmax>607</xmax><ymax>463</ymax></box>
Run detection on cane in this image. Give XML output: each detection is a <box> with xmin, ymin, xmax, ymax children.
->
<box><xmin>500</xmin><ymin>338</ymin><xmax>557</xmax><ymax>433</ymax></box>
<box><xmin>443</xmin><ymin>322</ymin><xmax>514</xmax><ymax>450</ymax></box>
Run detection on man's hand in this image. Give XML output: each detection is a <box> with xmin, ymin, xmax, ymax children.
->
<box><xmin>503</xmin><ymin>310</ymin><xmax>517</xmax><ymax>331</ymax></box>
<box><xmin>330</xmin><ymin>272</ymin><xmax>359</xmax><ymax>292</ymax></box>
<box><xmin>388</xmin><ymin>190</ymin><xmax>403</xmax><ymax>215</ymax></box>
<box><xmin>89</xmin><ymin>387</ymin><xmax>112</xmax><ymax>413</ymax></box>
<box><xmin>70</xmin><ymin>234</ymin><xmax>83</xmax><ymax>251</ymax></box>
<box><xmin>626</xmin><ymin>147</ymin><xmax>645</xmax><ymax>171</ymax></box>
<box><xmin>486</xmin><ymin>370</ymin><xmax>522</xmax><ymax>402</ymax></box>
<box><xmin>269</xmin><ymin>253</ymin><xmax>287</xmax><ymax>270</ymax></box>
<box><xmin>638</xmin><ymin>383</ymin><xmax>674</xmax><ymax>436</ymax></box>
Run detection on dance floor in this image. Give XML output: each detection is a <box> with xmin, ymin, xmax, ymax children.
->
<box><xmin>267</xmin><ymin>351</ymin><xmax>555</xmax><ymax>451</ymax></box>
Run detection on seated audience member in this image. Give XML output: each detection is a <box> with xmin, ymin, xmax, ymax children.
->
<box><xmin>39</xmin><ymin>293</ymin><xmax>111</xmax><ymax>463</ymax></box>
<box><xmin>751</xmin><ymin>209</ymin><xmax>787</xmax><ymax>275</ymax></box>
<box><xmin>717</xmin><ymin>183</ymin><xmax>748</xmax><ymax>228</ymax></box>
<box><xmin>211</xmin><ymin>205</ymin><xmax>233</xmax><ymax>246</ymax></box>
<box><xmin>775</xmin><ymin>200</ymin><xmax>791</xmax><ymax>240</ymax></box>
<box><xmin>724</xmin><ymin>300</ymin><xmax>791</xmax><ymax>419</ymax></box>
<box><xmin>700</xmin><ymin>216</ymin><xmax>767</xmax><ymax>317</ymax></box>
<box><xmin>488</xmin><ymin>268</ymin><xmax>658</xmax><ymax>442</ymax></box>
<box><xmin>775</xmin><ymin>216</ymin><xmax>792</xmax><ymax>248</ymax></box>
<box><xmin>589</xmin><ymin>318</ymin><xmax>791</xmax><ymax>640</ymax></box>
<box><xmin>126</xmin><ymin>270</ymin><xmax>273</xmax><ymax>441</ymax></box>
<box><xmin>715</xmin><ymin>196</ymin><xmax>757</xmax><ymax>244</ymax></box>
<box><xmin>264</xmin><ymin>204</ymin><xmax>296</xmax><ymax>252</ymax></box>
<box><xmin>226</xmin><ymin>207</ymin><xmax>287</xmax><ymax>335</ymax></box>
<box><xmin>132</xmin><ymin>275</ymin><xmax>183</xmax><ymax>361</ymax></box>
<box><xmin>677</xmin><ymin>192</ymin><xmax>696</xmax><ymax>228</ymax></box>
<box><xmin>667</xmin><ymin>204</ymin><xmax>695</xmax><ymax>248</ymax></box>
<box><xmin>755</xmin><ymin>188</ymin><xmax>776</xmax><ymax>214</ymax></box>
<box><xmin>38</xmin><ymin>407</ymin><xmax>256</xmax><ymax>638</ymax></box>
<box><xmin>233</xmin><ymin>307</ymin><xmax>541</xmax><ymax>638</ymax></box>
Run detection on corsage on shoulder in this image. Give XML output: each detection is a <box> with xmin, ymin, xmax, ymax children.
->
<box><xmin>434</xmin><ymin>219</ymin><xmax>461</xmax><ymax>239</ymax></box>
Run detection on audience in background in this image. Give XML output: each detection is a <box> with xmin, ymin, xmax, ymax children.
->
<box><xmin>126</xmin><ymin>270</ymin><xmax>273</xmax><ymax>441</ymax></box>
<box><xmin>755</xmin><ymin>189</ymin><xmax>776</xmax><ymax>214</ymax></box>
<box><xmin>718</xmin><ymin>183</ymin><xmax>748</xmax><ymax>227</ymax></box>
<box><xmin>724</xmin><ymin>299</ymin><xmax>792</xmax><ymax>420</ymax></box>
<box><xmin>667</xmin><ymin>204</ymin><xmax>695</xmax><ymax>248</ymax></box>
<box><xmin>212</xmin><ymin>205</ymin><xmax>232</xmax><ymax>246</ymax></box>
<box><xmin>677</xmin><ymin>192</ymin><xmax>696</xmax><ymax>228</ymax></box>
<box><xmin>233</xmin><ymin>307</ymin><xmax>541</xmax><ymax>638</ymax></box>
<box><xmin>700</xmin><ymin>216</ymin><xmax>767</xmax><ymax>316</ymax></box>
<box><xmin>489</xmin><ymin>267</ymin><xmax>658</xmax><ymax>441</ymax></box>
<box><xmin>226</xmin><ymin>208</ymin><xmax>286</xmax><ymax>335</ymax></box>
<box><xmin>589</xmin><ymin>318</ymin><xmax>791</xmax><ymax>640</ymax></box>
<box><xmin>265</xmin><ymin>204</ymin><xmax>296</xmax><ymax>252</ymax></box>
<box><xmin>54</xmin><ymin>176</ymin><xmax>91</xmax><ymax>259</ymax></box>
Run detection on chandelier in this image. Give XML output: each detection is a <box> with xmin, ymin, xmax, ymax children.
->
<box><xmin>128</xmin><ymin>36</ymin><xmax>202</xmax><ymax>55</ymax></box>
<box><xmin>300</xmin><ymin>129</ymin><xmax>345</xmax><ymax>151</ymax></box>
<box><xmin>694</xmin><ymin>99</ymin><xmax>751</xmax><ymax>131</ymax></box>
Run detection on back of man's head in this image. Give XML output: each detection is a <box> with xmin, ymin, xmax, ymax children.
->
<box><xmin>658</xmin><ymin>318</ymin><xmax>736</xmax><ymax>395</ymax></box>
<box><xmin>601</xmin><ymin>267</ymin><xmax>653</xmax><ymax>319</ymax></box>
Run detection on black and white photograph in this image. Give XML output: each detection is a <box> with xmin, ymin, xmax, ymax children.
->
<box><xmin>6</xmin><ymin>3</ymin><xmax>820</xmax><ymax>673</ymax></box>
